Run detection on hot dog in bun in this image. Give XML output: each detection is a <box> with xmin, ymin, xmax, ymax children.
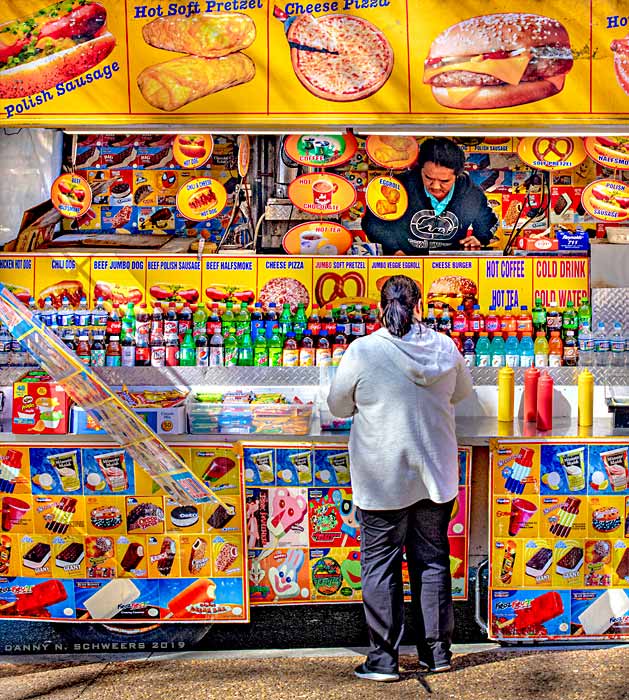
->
<box><xmin>587</xmin><ymin>183</ymin><xmax>629</xmax><ymax>218</ymax></box>
<box><xmin>591</xmin><ymin>136</ymin><xmax>629</xmax><ymax>160</ymax></box>
<box><xmin>423</xmin><ymin>13</ymin><xmax>573</xmax><ymax>110</ymax></box>
<box><xmin>427</xmin><ymin>275</ymin><xmax>478</xmax><ymax>316</ymax></box>
<box><xmin>611</xmin><ymin>35</ymin><xmax>629</xmax><ymax>96</ymax></box>
<box><xmin>0</xmin><ymin>0</ymin><xmax>116</xmax><ymax>99</ymax></box>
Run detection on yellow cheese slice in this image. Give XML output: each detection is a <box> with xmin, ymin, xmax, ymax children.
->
<box><xmin>545</xmin><ymin>75</ymin><xmax>566</xmax><ymax>90</ymax></box>
<box><xmin>436</xmin><ymin>86</ymin><xmax>482</xmax><ymax>104</ymax></box>
<box><xmin>424</xmin><ymin>52</ymin><xmax>532</xmax><ymax>86</ymax></box>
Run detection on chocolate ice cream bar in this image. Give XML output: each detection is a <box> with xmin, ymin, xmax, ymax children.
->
<box><xmin>525</xmin><ymin>547</ymin><xmax>553</xmax><ymax>578</ymax></box>
<box><xmin>207</xmin><ymin>504</ymin><xmax>235</xmax><ymax>530</ymax></box>
<box><xmin>120</xmin><ymin>542</ymin><xmax>144</xmax><ymax>572</ymax></box>
<box><xmin>55</xmin><ymin>542</ymin><xmax>85</xmax><ymax>570</ymax></box>
<box><xmin>23</xmin><ymin>542</ymin><xmax>51</xmax><ymax>570</ymax></box>
<box><xmin>616</xmin><ymin>549</ymin><xmax>629</xmax><ymax>582</ymax></box>
<box><xmin>556</xmin><ymin>546</ymin><xmax>583</xmax><ymax>577</ymax></box>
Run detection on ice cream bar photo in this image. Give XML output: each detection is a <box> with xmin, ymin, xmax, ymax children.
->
<box><xmin>525</xmin><ymin>547</ymin><xmax>553</xmax><ymax>578</ymax></box>
<box><xmin>166</xmin><ymin>579</ymin><xmax>216</xmax><ymax>619</ymax></box>
<box><xmin>511</xmin><ymin>591</ymin><xmax>564</xmax><ymax>633</ymax></box>
<box><xmin>578</xmin><ymin>589</ymin><xmax>629</xmax><ymax>636</ymax></box>
<box><xmin>556</xmin><ymin>546</ymin><xmax>584</xmax><ymax>577</ymax></box>
<box><xmin>83</xmin><ymin>579</ymin><xmax>140</xmax><ymax>620</ymax></box>
<box><xmin>55</xmin><ymin>542</ymin><xmax>85</xmax><ymax>570</ymax></box>
<box><xmin>22</xmin><ymin>542</ymin><xmax>51</xmax><ymax>570</ymax></box>
<box><xmin>120</xmin><ymin>542</ymin><xmax>145</xmax><ymax>572</ymax></box>
<box><xmin>15</xmin><ymin>579</ymin><xmax>67</xmax><ymax>615</ymax></box>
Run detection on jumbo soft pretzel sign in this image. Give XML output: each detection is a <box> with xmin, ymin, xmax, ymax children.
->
<box><xmin>0</xmin><ymin>0</ymin><xmax>627</xmax><ymax>126</ymax></box>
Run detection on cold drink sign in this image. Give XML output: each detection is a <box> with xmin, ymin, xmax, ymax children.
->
<box><xmin>288</xmin><ymin>173</ymin><xmax>356</xmax><ymax>216</ymax></box>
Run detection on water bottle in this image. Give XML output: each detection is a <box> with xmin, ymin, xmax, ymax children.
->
<box><xmin>490</xmin><ymin>335</ymin><xmax>506</xmax><ymax>367</ymax></box>
<box><xmin>40</xmin><ymin>297</ymin><xmax>56</xmax><ymax>327</ymax></box>
<box><xmin>577</xmin><ymin>321</ymin><xmax>594</xmax><ymax>366</ymax></box>
<box><xmin>0</xmin><ymin>325</ymin><xmax>11</xmax><ymax>366</ymax></box>
<box><xmin>505</xmin><ymin>333</ymin><xmax>520</xmax><ymax>368</ymax></box>
<box><xmin>74</xmin><ymin>296</ymin><xmax>91</xmax><ymax>328</ymax></box>
<box><xmin>519</xmin><ymin>335</ymin><xmax>535</xmax><ymax>368</ymax></box>
<box><xmin>91</xmin><ymin>297</ymin><xmax>109</xmax><ymax>328</ymax></box>
<box><xmin>594</xmin><ymin>321</ymin><xmax>610</xmax><ymax>367</ymax></box>
<box><xmin>610</xmin><ymin>322</ymin><xmax>625</xmax><ymax>367</ymax></box>
<box><xmin>57</xmin><ymin>297</ymin><xmax>74</xmax><ymax>327</ymax></box>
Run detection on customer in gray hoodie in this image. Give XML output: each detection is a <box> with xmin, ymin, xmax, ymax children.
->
<box><xmin>327</xmin><ymin>275</ymin><xmax>473</xmax><ymax>682</ymax></box>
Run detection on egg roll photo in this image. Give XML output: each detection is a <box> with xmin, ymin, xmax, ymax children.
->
<box><xmin>137</xmin><ymin>53</ymin><xmax>256</xmax><ymax>111</ymax></box>
<box><xmin>142</xmin><ymin>12</ymin><xmax>256</xmax><ymax>58</ymax></box>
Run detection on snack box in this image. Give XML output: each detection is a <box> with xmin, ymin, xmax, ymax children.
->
<box><xmin>12</xmin><ymin>370</ymin><xmax>71</xmax><ymax>434</ymax></box>
<box><xmin>187</xmin><ymin>391</ymin><xmax>314</xmax><ymax>435</ymax></box>
<box><xmin>319</xmin><ymin>407</ymin><xmax>352</xmax><ymax>432</ymax></box>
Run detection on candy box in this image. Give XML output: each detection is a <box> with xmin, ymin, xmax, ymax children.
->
<box><xmin>12</xmin><ymin>371</ymin><xmax>71</xmax><ymax>435</ymax></box>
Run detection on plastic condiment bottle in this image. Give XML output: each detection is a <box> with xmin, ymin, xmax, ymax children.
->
<box><xmin>498</xmin><ymin>366</ymin><xmax>515</xmax><ymax>422</ymax></box>
<box><xmin>536</xmin><ymin>370</ymin><xmax>554</xmax><ymax>431</ymax></box>
<box><xmin>578</xmin><ymin>368</ymin><xmax>594</xmax><ymax>427</ymax></box>
<box><xmin>523</xmin><ymin>367</ymin><xmax>540</xmax><ymax>423</ymax></box>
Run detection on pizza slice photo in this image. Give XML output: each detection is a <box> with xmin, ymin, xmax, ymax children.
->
<box><xmin>275</xmin><ymin>8</ymin><xmax>394</xmax><ymax>102</ymax></box>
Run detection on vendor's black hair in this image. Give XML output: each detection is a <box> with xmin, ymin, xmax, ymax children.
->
<box><xmin>380</xmin><ymin>275</ymin><xmax>422</xmax><ymax>338</ymax></box>
<box><xmin>418</xmin><ymin>137</ymin><xmax>465</xmax><ymax>176</ymax></box>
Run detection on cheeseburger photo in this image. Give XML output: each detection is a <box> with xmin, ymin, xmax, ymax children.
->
<box><xmin>423</xmin><ymin>13</ymin><xmax>573</xmax><ymax>110</ymax></box>
<box><xmin>427</xmin><ymin>275</ymin><xmax>478</xmax><ymax>316</ymax></box>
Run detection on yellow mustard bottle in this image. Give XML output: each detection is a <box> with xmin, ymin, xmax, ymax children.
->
<box><xmin>498</xmin><ymin>366</ymin><xmax>515</xmax><ymax>423</ymax></box>
<box><xmin>578</xmin><ymin>368</ymin><xmax>594</xmax><ymax>427</ymax></box>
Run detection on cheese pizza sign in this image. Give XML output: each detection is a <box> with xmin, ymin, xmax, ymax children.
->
<box><xmin>0</xmin><ymin>0</ymin><xmax>627</xmax><ymax>126</ymax></box>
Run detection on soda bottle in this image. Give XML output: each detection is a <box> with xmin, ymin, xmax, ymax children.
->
<box><xmin>121</xmin><ymin>334</ymin><xmax>136</xmax><ymax>367</ymax></box>
<box><xmin>195</xmin><ymin>333</ymin><xmax>210</xmax><ymax>366</ymax></box>
<box><xmin>135</xmin><ymin>303</ymin><xmax>150</xmax><ymax>345</ymax></box>
<box><xmin>279</xmin><ymin>303</ymin><xmax>293</xmax><ymax>338</ymax></box>
<box><xmin>350</xmin><ymin>306</ymin><xmax>366</xmax><ymax>342</ymax></box>
<box><xmin>293</xmin><ymin>303</ymin><xmax>308</xmax><ymax>338</ymax></box>
<box><xmin>253</xmin><ymin>332</ymin><xmax>268</xmax><ymax>367</ymax></box>
<box><xmin>76</xmin><ymin>334</ymin><xmax>91</xmax><ymax>365</ymax></box>
<box><xmin>437</xmin><ymin>308</ymin><xmax>452</xmax><ymax>334</ymax></box>
<box><xmin>91</xmin><ymin>297</ymin><xmax>109</xmax><ymax>329</ymax></box>
<box><xmin>532</xmin><ymin>298</ymin><xmax>546</xmax><ymax>334</ymax></box>
<box><xmin>578</xmin><ymin>321</ymin><xmax>594</xmax><ymax>366</ymax></box>
<box><xmin>336</xmin><ymin>305</ymin><xmax>351</xmax><ymax>335</ymax></box>
<box><xmin>250</xmin><ymin>302</ymin><xmax>265</xmax><ymax>342</ymax></box>
<box><xmin>179</xmin><ymin>329</ymin><xmax>196</xmax><ymax>366</ymax></box>
<box><xmin>150</xmin><ymin>332</ymin><xmax>165</xmax><ymax>367</ymax></box>
<box><xmin>135</xmin><ymin>334</ymin><xmax>150</xmax><ymax>367</ymax></box>
<box><xmin>365</xmin><ymin>304</ymin><xmax>380</xmax><ymax>334</ymax></box>
<box><xmin>208</xmin><ymin>328</ymin><xmax>224</xmax><ymax>366</ymax></box>
<box><xmin>516</xmin><ymin>306</ymin><xmax>533</xmax><ymax>339</ymax></box>
<box><xmin>74</xmin><ymin>296</ymin><xmax>90</xmax><ymax>328</ymax></box>
<box><xmin>315</xmin><ymin>329</ymin><xmax>332</xmax><ymax>367</ymax></box>
<box><xmin>563</xmin><ymin>330</ymin><xmax>579</xmax><ymax>367</ymax></box>
<box><xmin>485</xmin><ymin>306</ymin><xmax>500</xmax><ymax>337</ymax></box>
<box><xmin>534</xmin><ymin>331</ymin><xmax>549</xmax><ymax>367</ymax></box>
<box><xmin>594</xmin><ymin>321</ymin><xmax>610</xmax><ymax>367</ymax></box>
<box><xmin>424</xmin><ymin>303</ymin><xmax>437</xmax><ymax>331</ymax></box>
<box><xmin>105</xmin><ymin>335</ymin><xmax>121</xmax><ymax>366</ymax></box>
<box><xmin>61</xmin><ymin>329</ymin><xmax>76</xmax><ymax>352</ymax></box>
<box><xmin>282</xmin><ymin>332</ymin><xmax>299</xmax><ymax>367</ymax></box>
<box><xmin>562</xmin><ymin>300</ymin><xmax>578</xmax><ymax>339</ymax></box>
<box><xmin>151</xmin><ymin>302</ymin><xmax>164</xmax><ymax>336</ymax></box>
<box><xmin>578</xmin><ymin>297</ymin><xmax>592</xmax><ymax>333</ymax></box>
<box><xmin>490</xmin><ymin>335</ymin><xmax>506</xmax><ymax>367</ymax></box>
<box><xmin>264</xmin><ymin>302</ymin><xmax>279</xmax><ymax>339</ymax></box>
<box><xmin>470</xmin><ymin>305</ymin><xmax>484</xmax><ymax>333</ymax></box>
<box><xmin>90</xmin><ymin>333</ymin><xmax>106</xmax><ymax>367</ymax></box>
<box><xmin>267</xmin><ymin>328</ymin><xmax>283</xmax><ymax>367</ymax></box>
<box><xmin>106</xmin><ymin>304</ymin><xmax>121</xmax><ymax>338</ymax></box>
<box><xmin>178</xmin><ymin>303</ymin><xmax>193</xmax><ymax>340</ymax></box>
<box><xmin>462</xmin><ymin>332</ymin><xmax>476</xmax><ymax>367</ymax></box>
<box><xmin>235</xmin><ymin>303</ymin><xmax>250</xmax><ymax>339</ymax></box>
<box><xmin>164</xmin><ymin>302</ymin><xmax>178</xmax><ymax>341</ymax></box>
<box><xmin>237</xmin><ymin>330</ymin><xmax>254</xmax><ymax>366</ymax></box>
<box><xmin>546</xmin><ymin>301</ymin><xmax>562</xmax><ymax>335</ymax></box>
<box><xmin>165</xmin><ymin>336</ymin><xmax>179</xmax><ymax>366</ymax></box>
<box><xmin>206</xmin><ymin>304</ymin><xmax>222</xmax><ymax>336</ymax></box>
<box><xmin>450</xmin><ymin>332</ymin><xmax>463</xmax><ymax>354</ymax></box>
<box><xmin>221</xmin><ymin>301</ymin><xmax>236</xmax><ymax>337</ymax></box>
<box><xmin>307</xmin><ymin>304</ymin><xmax>321</xmax><ymax>336</ymax></box>
<box><xmin>56</xmin><ymin>296</ymin><xmax>73</xmax><ymax>328</ymax></box>
<box><xmin>519</xmin><ymin>334</ymin><xmax>535</xmax><ymax>368</ymax></box>
<box><xmin>475</xmin><ymin>332</ymin><xmax>491</xmax><ymax>367</ymax></box>
<box><xmin>192</xmin><ymin>303</ymin><xmax>207</xmax><ymax>338</ymax></box>
<box><xmin>121</xmin><ymin>302</ymin><xmax>136</xmax><ymax>339</ymax></box>
<box><xmin>548</xmin><ymin>330</ymin><xmax>563</xmax><ymax>367</ymax></box>
<box><xmin>453</xmin><ymin>305</ymin><xmax>468</xmax><ymax>333</ymax></box>
<box><xmin>40</xmin><ymin>297</ymin><xmax>56</xmax><ymax>327</ymax></box>
<box><xmin>299</xmin><ymin>330</ymin><xmax>315</xmax><ymax>366</ymax></box>
<box><xmin>503</xmin><ymin>306</ymin><xmax>517</xmax><ymax>338</ymax></box>
<box><xmin>322</xmin><ymin>304</ymin><xmax>336</xmax><ymax>334</ymax></box>
<box><xmin>222</xmin><ymin>331</ymin><xmax>238</xmax><ymax>367</ymax></box>
<box><xmin>611</xmin><ymin>322</ymin><xmax>625</xmax><ymax>367</ymax></box>
<box><xmin>505</xmin><ymin>333</ymin><xmax>520</xmax><ymax>368</ymax></box>
<box><xmin>332</xmin><ymin>326</ymin><xmax>349</xmax><ymax>366</ymax></box>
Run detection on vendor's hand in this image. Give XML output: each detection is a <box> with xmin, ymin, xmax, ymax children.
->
<box><xmin>393</xmin><ymin>250</ymin><xmax>406</xmax><ymax>256</ymax></box>
<box><xmin>461</xmin><ymin>235</ymin><xmax>482</xmax><ymax>250</ymax></box>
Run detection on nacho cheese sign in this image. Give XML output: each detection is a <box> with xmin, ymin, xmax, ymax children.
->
<box><xmin>0</xmin><ymin>0</ymin><xmax>627</xmax><ymax>125</ymax></box>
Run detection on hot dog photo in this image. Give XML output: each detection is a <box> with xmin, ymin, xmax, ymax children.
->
<box><xmin>581</xmin><ymin>179</ymin><xmax>629</xmax><ymax>222</ymax></box>
<box><xmin>0</xmin><ymin>0</ymin><xmax>116</xmax><ymax>99</ymax></box>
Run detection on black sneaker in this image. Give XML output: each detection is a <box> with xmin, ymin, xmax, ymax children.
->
<box><xmin>354</xmin><ymin>662</ymin><xmax>399</xmax><ymax>682</ymax></box>
<box><xmin>419</xmin><ymin>660</ymin><xmax>452</xmax><ymax>673</ymax></box>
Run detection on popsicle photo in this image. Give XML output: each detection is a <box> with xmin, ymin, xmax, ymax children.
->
<box><xmin>0</xmin><ymin>578</ymin><xmax>72</xmax><ymax>618</ymax></box>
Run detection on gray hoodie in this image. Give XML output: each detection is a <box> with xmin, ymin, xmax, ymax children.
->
<box><xmin>327</xmin><ymin>325</ymin><xmax>473</xmax><ymax>510</ymax></box>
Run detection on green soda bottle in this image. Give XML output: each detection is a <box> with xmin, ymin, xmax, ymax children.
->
<box><xmin>235</xmin><ymin>303</ymin><xmax>250</xmax><ymax>339</ymax></box>
<box><xmin>279</xmin><ymin>303</ymin><xmax>293</xmax><ymax>338</ymax></box>
<box><xmin>254</xmin><ymin>332</ymin><xmax>269</xmax><ymax>366</ymax></box>
<box><xmin>192</xmin><ymin>303</ymin><xmax>207</xmax><ymax>337</ymax></box>
<box><xmin>293</xmin><ymin>303</ymin><xmax>308</xmax><ymax>338</ymax></box>
<box><xmin>577</xmin><ymin>297</ymin><xmax>592</xmax><ymax>332</ymax></box>
<box><xmin>268</xmin><ymin>328</ymin><xmax>283</xmax><ymax>367</ymax></box>
<box><xmin>562</xmin><ymin>300</ymin><xmax>578</xmax><ymax>339</ymax></box>
<box><xmin>224</xmin><ymin>331</ymin><xmax>238</xmax><ymax>366</ymax></box>
<box><xmin>531</xmin><ymin>297</ymin><xmax>546</xmax><ymax>334</ymax></box>
<box><xmin>121</xmin><ymin>302</ymin><xmax>136</xmax><ymax>338</ymax></box>
<box><xmin>179</xmin><ymin>329</ymin><xmax>196</xmax><ymax>366</ymax></box>
<box><xmin>237</xmin><ymin>330</ymin><xmax>254</xmax><ymax>366</ymax></box>
<box><xmin>221</xmin><ymin>301</ymin><xmax>236</xmax><ymax>337</ymax></box>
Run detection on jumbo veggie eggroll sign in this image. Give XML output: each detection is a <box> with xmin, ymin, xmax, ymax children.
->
<box><xmin>0</xmin><ymin>0</ymin><xmax>627</xmax><ymax>125</ymax></box>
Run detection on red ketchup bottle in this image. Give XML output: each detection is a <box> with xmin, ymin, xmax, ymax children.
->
<box><xmin>536</xmin><ymin>370</ymin><xmax>554</xmax><ymax>431</ymax></box>
<box><xmin>523</xmin><ymin>367</ymin><xmax>540</xmax><ymax>423</ymax></box>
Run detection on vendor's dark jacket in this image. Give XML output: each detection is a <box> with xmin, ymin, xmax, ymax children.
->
<box><xmin>362</xmin><ymin>171</ymin><xmax>498</xmax><ymax>254</ymax></box>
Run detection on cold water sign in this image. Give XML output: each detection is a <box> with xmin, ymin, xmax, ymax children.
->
<box><xmin>533</xmin><ymin>258</ymin><xmax>589</xmax><ymax>307</ymax></box>
<box><xmin>479</xmin><ymin>258</ymin><xmax>532</xmax><ymax>312</ymax></box>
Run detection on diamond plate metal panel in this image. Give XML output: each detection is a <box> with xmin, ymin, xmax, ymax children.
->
<box><xmin>593</xmin><ymin>287</ymin><xmax>629</xmax><ymax>332</ymax></box>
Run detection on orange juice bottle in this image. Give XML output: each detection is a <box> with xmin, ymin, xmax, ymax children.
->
<box><xmin>548</xmin><ymin>330</ymin><xmax>563</xmax><ymax>367</ymax></box>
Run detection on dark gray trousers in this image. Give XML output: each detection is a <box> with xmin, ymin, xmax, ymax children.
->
<box><xmin>356</xmin><ymin>498</ymin><xmax>455</xmax><ymax>673</ymax></box>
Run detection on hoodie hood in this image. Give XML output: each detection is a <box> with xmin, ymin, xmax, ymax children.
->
<box><xmin>371</xmin><ymin>325</ymin><xmax>459</xmax><ymax>386</ymax></box>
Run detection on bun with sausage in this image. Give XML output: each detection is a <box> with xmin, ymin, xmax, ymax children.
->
<box><xmin>423</xmin><ymin>13</ymin><xmax>573</xmax><ymax>110</ymax></box>
<box><xmin>611</xmin><ymin>35</ymin><xmax>629</xmax><ymax>95</ymax></box>
<box><xmin>0</xmin><ymin>1</ymin><xmax>116</xmax><ymax>99</ymax></box>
